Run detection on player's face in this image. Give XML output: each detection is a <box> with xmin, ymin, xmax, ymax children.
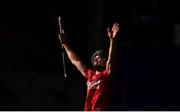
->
<box><xmin>93</xmin><ymin>55</ymin><xmax>106</xmax><ymax>67</ymax></box>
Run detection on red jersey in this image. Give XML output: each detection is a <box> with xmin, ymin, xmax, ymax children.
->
<box><xmin>84</xmin><ymin>69</ymin><xmax>114</xmax><ymax>111</ymax></box>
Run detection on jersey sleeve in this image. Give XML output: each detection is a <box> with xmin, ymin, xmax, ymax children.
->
<box><xmin>85</xmin><ymin>68</ymin><xmax>94</xmax><ymax>79</ymax></box>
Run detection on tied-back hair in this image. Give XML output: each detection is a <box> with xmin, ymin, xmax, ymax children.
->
<box><xmin>91</xmin><ymin>50</ymin><xmax>107</xmax><ymax>65</ymax></box>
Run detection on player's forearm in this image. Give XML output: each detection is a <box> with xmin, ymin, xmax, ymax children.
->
<box><xmin>107</xmin><ymin>38</ymin><xmax>117</xmax><ymax>63</ymax></box>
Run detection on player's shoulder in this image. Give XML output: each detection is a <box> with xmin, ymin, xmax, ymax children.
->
<box><xmin>86</xmin><ymin>68</ymin><xmax>95</xmax><ymax>78</ymax></box>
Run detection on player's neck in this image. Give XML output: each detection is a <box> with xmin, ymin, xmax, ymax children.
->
<box><xmin>95</xmin><ymin>71</ymin><xmax>100</xmax><ymax>74</ymax></box>
<box><xmin>95</xmin><ymin>69</ymin><xmax>104</xmax><ymax>74</ymax></box>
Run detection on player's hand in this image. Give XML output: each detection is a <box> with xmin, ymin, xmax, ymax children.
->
<box><xmin>107</xmin><ymin>23</ymin><xmax>119</xmax><ymax>39</ymax></box>
<box><xmin>58</xmin><ymin>29</ymin><xmax>67</xmax><ymax>45</ymax></box>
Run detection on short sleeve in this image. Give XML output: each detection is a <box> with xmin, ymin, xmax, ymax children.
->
<box><xmin>103</xmin><ymin>69</ymin><xmax>111</xmax><ymax>78</ymax></box>
<box><xmin>86</xmin><ymin>68</ymin><xmax>94</xmax><ymax>79</ymax></box>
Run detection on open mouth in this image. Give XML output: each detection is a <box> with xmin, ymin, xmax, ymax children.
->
<box><xmin>94</xmin><ymin>60</ymin><xmax>101</xmax><ymax>66</ymax></box>
<box><xmin>94</xmin><ymin>61</ymin><xmax>98</xmax><ymax>65</ymax></box>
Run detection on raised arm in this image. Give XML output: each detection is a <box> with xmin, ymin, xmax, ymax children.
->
<box><xmin>106</xmin><ymin>23</ymin><xmax>119</xmax><ymax>75</ymax></box>
<box><xmin>59</xmin><ymin>30</ymin><xmax>88</xmax><ymax>78</ymax></box>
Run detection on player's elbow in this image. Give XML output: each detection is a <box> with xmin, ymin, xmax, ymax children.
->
<box><xmin>71</xmin><ymin>59</ymin><xmax>78</xmax><ymax>66</ymax></box>
<box><xmin>72</xmin><ymin>58</ymin><xmax>82</xmax><ymax>66</ymax></box>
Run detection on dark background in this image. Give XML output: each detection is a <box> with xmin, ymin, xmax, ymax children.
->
<box><xmin>1</xmin><ymin>0</ymin><xmax>180</xmax><ymax>110</ymax></box>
